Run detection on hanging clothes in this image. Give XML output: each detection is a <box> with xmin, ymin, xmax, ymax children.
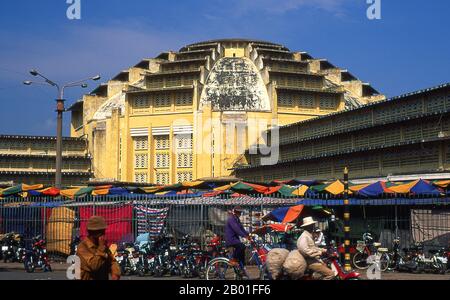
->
<box><xmin>134</xmin><ymin>205</ymin><xmax>169</xmax><ymax>238</ymax></box>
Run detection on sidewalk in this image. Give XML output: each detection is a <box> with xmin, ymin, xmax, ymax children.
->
<box><xmin>0</xmin><ymin>262</ymin><xmax>70</xmax><ymax>272</ymax></box>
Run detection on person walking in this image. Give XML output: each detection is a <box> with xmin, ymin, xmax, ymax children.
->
<box><xmin>76</xmin><ymin>216</ymin><xmax>121</xmax><ymax>280</ymax></box>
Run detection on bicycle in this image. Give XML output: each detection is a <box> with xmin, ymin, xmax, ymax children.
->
<box><xmin>206</xmin><ymin>238</ymin><xmax>269</xmax><ymax>280</ymax></box>
<box><xmin>352</xmin><ymin>232</ymin><xmax>390</xmax><ymax>272</ymax></box>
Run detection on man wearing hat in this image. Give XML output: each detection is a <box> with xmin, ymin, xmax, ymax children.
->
<box><xmin>297</xmin><ymin>217</ymin><xmax>335</xmax><ymax>280</ymax></box>
<box><xmin>76</xmin><ymin>216</ymin><xmax>121</xmax><ymax>280</ymax></box>
<box><xmin>225</xmin><ymin>206</ymin><xmax>251</xmax><ymax>268</ymax></box>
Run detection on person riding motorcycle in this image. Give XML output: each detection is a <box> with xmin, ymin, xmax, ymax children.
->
<box><xmin>297</xmin><ymin>217</ymin><xmax>335</xmax><ymax>280</ymax></box>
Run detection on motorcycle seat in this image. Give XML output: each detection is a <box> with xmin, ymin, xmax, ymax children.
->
<box><xmin>428</xmin><ymin>249</ymin><xmax>439</xmax><ymax>255</ymax></box>
<box><xmin>378</xmin><ymin>248</ymin><xmax>389</xmax><ymax>253</ymax></box>
<box><xmin>373</xmin><ymin>242</ymin><xmax>382</xmax><ymax>247</ymax></box>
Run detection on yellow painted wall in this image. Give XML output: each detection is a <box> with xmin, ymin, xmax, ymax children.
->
<box><xmin>224</xmin><ymin>48</ymin><xmax>245</xmax><ymax>58</ymax></box>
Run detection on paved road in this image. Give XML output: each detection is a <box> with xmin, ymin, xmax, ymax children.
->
<box><xmin>1</xmin><ymin>263</ymin><xmax>449</xmax><ymax>280</ymax></box>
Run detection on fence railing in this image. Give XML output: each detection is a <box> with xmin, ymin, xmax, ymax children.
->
<box><xmin>1</xmin><ymin>195</ymin><xmax>449</xmax><ymax>258</ymax></box>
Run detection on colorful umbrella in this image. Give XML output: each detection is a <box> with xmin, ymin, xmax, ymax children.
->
<box><xmin>352</xmin><ymin>181</ymin><xmax>394</xmax><ymax>198</ymax></box>
<box><xmin>389</xmin><ymin>179</ymin><xmax>443</xmax><ymax>195</ymax></box>
<box><xmin>252</xmin><ymin>223</ymin><xmax>294</xmax><ymax>235</ymax></box>
<box><xmin>262</xmin><ymin>205</ymin><xmax>305</xmax><ymax>223</ymax></box>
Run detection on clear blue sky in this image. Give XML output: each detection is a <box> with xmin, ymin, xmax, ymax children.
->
<box><xmin>0</xmin><ymin>0</ymin><xmax>449</xmax><ymax>136</ymax></box>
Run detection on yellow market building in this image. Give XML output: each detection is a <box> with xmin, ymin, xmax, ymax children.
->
<box><xmin>69</xmin><ymin>39</ymin><xmax>385</xmax><ymax>185</ymax></box>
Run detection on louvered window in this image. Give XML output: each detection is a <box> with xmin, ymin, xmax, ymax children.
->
<box><xmin>299</xmin><ymin>93</ymin><xmax>315</xmax><ymax>108</ymax></box>
<box><xmin>319</xmin><ymin>95</ymin><xmax>337</xmax><ymax>109</ymax></box>
<box><xmin>134</xmin><ymin>173</ymin><xmax>148</xmax><ymax>183</ymax></box>
<box><xmin>175</xmin><ymin>92</ymin><xmax>192</xmax><ymax>107</ymax></box>
<box><xmin>176</xmin><ymin>134</ymin><xmax>193</xmax><ymax>149</ymax></box>
<box><xmin>155</xmin><ymin>135</ymin><xmax>170</xmax><ymax>149</ymax></box>
<box><xmin>133</xmin><ymin>95</ymin><xmax>150</xmax><ymax>109</ymax></box>
<box><xmin>154</xmin><ymin>93</ymin><xmax>171</xmax><ymax>108</ymax></box>
<box><xmin>177</xmin><ymin>171</ymin><xmax>193</xmax><ymax>183</ymax></box>
<box><xmin>278</xmin><ymin>93</ymin><xmax>294</xmax><ymax>109</ymax></box>
<box><xmin>155</xmin><ymin>153</ymin><xmax>170</xmax><ymax>168</ymax></box>
<box><xmin>147</xmin><ymin>77</ymin><xmax>163</xmax><ymax>89</ymax></box>
<box><xmin>156</xmin><ymin>172</ymin><xmax>170</xmax><ymax>185</ymax></box>
<box><xmin>134</xmin><ymin>136</ymin><xmax>148</xmax><ymax>150</ymax></box>
<box><xmin>177</xmin><ymin>153</ymin><xmax>193</xmax><ymax>168</ymax></box>
<box><xmin>134</xmin><ymin>154</ymin><xmax>148</xmax><ymax>169</ymax></box>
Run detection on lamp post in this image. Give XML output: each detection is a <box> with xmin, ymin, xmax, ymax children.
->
<box><xmin>24</xmin><ymin>70</ymin><xmax>100</xmax><ymax>188</ymax></box>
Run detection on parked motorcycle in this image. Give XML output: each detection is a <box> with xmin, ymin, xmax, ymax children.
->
<box><xmin>116</xmin><ymin>242</ymin><xmax>139</xmax><ymax>276</ymax></box>
<box><xmin>1</xmin><ymin>232</ymin><xmax>25</xmax><ymax>263</ymax></box>
<box><xmin>175</xmin><ymin>235</ymin><xmax>204</xmax><ymax>278</ymax></box>
<box><xmin>152</xmin><ymin>233</ymin><xmax>179</xmax><ymax>277</ymax></box>
<box><xmin>135</xmin><ymin>241</ymin><xmax>155</xmax><ymax>277</ymax></box>
<box><xmin>23</xmin><ymin>235</ymin><xmax>52</xmax><ymax>273</ymax></box>
<box><xmin>70</xmin><ymin>236</ymin><xmax>80</xmax><ymax>256</ymax></box>
<box><xmin>393</xmin><ymin>242</ymin><xmax>447</xmax><ymax>274</ymax></box>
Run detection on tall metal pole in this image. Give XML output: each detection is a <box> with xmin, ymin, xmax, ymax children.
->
<box><xmin>55</xmin><ymin>86</ymin><xmax>65</xmax><ymax>189</ymax></box>
<box><xmin>24</xmin><ymin>71</ymin><xmax>101</xmax><ymax>188</ymax></box>
<box><xmin>55</xmin><ymin>98</ymin><xmax>64</xmax><ymax>188</ymax></box>
<box><xmin>343</xmin><ymin>167</ymin><xmax>351</xmax><ymax>272</ymax></box>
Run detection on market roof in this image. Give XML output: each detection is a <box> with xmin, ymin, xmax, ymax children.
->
<box><xmin>0</xmin><ymin>134</ymin><xmax>86</xmax><ymax>141</ymax></box>
<box><xmin>280</xmin><ymin>82</ymin><xmax>450</xmax><ymax>129</ymax></box>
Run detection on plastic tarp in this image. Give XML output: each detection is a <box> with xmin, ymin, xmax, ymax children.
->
<box><xmin>79</xmin><ymin>205</ymin><xmax>133</xmax><ymax>244</ymax></box>
<box><xmin>46</xmin><ymin>207</ymin><xmax>75</xmax><ymax>255</ymax></box>
<box><xmin>411</xmin><ymin>209</ymin><xmax>450</xmax><ymax>245</ymax></box>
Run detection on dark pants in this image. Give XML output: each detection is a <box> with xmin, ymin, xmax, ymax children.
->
<box><xmin>231</xmin><ymin>243</ymin><xmax>246</xmax><ymax>266</ymax></box>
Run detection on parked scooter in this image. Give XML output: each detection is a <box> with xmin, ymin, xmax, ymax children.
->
<box><xmin>23</xmin><ymin>235</ymin><xmax>52</xmax><ymax>273</ymax></box>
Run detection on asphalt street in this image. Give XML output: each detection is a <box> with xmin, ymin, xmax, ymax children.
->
<box><xmin>0</xmin><ymin>263</ymin><xmax>449</xmax><ymax>280</ymax></box>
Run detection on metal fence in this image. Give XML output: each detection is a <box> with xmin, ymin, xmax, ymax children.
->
<box><xmin>1</xmin><ymin>195</ymin><xmax>449</xmax><ymax>258</ymax></box>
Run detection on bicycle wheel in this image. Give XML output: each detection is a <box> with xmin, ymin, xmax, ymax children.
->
<box><xmin>353</xmin><ymin>252</ymin><xmax>370</xmax><ymax>270</ymax></box>
<box><xmin>259</xmin><ymin>264</ymin><xmax>272</xmax><ymax>280</ymax></box>
<box><xmin>379</xmin><ymin>253</ymin><xmax>390</xmax><ymax>272</ymax></box>
<box><xmin>206</xmin><ymin>258</ymin><xmax>240</xmax><ymax>280</ymax></box>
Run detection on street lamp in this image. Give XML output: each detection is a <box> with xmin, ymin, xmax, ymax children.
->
<box><xmin>24</xmin><ymin>70</ymin><xmax>101</xmax><ymax>188</ymax></box>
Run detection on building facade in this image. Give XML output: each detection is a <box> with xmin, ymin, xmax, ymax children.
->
<box><xmin>70</xmin><ymin>39</ymin><xmax>385</xmax><ymax>185</ymax></box>
<box><xmin>235</xmin><ymin>83</ymin><xmax>450</xmax><ymax>182</ymax></box>
<box><xmin>0</xmin><ymin>135</ymin><xmax>92</xmax><ymax>185</ymax></box>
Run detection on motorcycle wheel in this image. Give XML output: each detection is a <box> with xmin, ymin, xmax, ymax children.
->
<box><xmin>136</xmin><ymin>264</ymin><xmax>145</xmax><ymax>277</ymax></box>
<box><xmin>154</xmin><ymin>267</ymin><xmax>163</xmax><ymax>278</ymax></box>
<box><xmin>44</xmin><ymin>265</ymin><xmax>52</xmax><ymax>272</ymax></box>
<box><xmin>352</xmin><ymin>252</ymin><xmax>370</xmax><ymax>270</ymax></box>
<box><xmin>436</xmin><ymin>262</ymin><xmax>446</xmax><ymax>275</ymax></box>
<box><xmin>25</xmin><ymin>260</ymin><xmax>35</xmax><ymax>273</ymax></box>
